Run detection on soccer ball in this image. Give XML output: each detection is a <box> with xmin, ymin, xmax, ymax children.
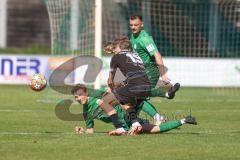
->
<box><xmin>30</xmin><ymin>74</ymin><xmax>47</xmax><ymax>91</ymax></box>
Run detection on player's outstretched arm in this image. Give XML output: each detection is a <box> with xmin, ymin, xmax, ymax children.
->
<box><xmin>107</xmin><ymin>71</ymin><xmax>115</xmax><ymax>90</ymax></box>
<box><xmin>154</xmin><ymin>51</ymin><xmax>170</xmax><ymax>84</ymax></box>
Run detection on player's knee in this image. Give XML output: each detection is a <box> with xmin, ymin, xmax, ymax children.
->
<box><xmin>102</xmin><ymin>92</ymin><xmax>119</xmax><ymax>106</ymax></box>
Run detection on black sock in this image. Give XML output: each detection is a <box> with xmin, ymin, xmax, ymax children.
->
<box><xmin>110</xmin><ymin>114</ymin><xmax>122</xmax><ymax>129</ymax></box>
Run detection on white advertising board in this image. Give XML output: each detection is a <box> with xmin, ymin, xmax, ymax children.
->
<box><xmin>0</xmin><ymin>55</ymin><xmax>49</xmax><ymax>84</ymax></box>
<box><xmin>0</xmin><ymin>55</ymin><xmax>240</xmax><ymax>87</ymax></box>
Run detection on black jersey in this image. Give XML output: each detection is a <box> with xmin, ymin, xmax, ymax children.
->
<box><xmin>110</xmin><ymin>51</ymin><xmax>149</xmax><ymax>84</ymax></box>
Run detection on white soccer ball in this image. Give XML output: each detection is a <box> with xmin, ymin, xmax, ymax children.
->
<box><xmin>30</xmin><ymin>74</ymin><xmax>47</xmax><ymax>91</ymax></box>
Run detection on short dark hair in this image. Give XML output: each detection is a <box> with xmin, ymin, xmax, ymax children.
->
<box><xmin>71</xmin><ymin>84</ymin><xmax>87</xmax><ymax>95</ymax></box>
<box><xmin>130</xmin><ymin>14</ymin><xmax>143</xmax><ymax>21</ymax></box>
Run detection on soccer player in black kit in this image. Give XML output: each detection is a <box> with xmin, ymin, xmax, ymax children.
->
<box><xmin>98</xmin><ymin>38</ymin><xmax>152</xmax><ymax>135</ymax></box>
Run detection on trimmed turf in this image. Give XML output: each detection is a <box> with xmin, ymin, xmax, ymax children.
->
<box><xmin>0</xmin><ymin>85</ymin><xmax>240</xmax><ymax>160</ymax></box>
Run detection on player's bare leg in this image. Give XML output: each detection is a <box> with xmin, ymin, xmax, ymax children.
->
<box><xmin>99</xmin><ymin>92</ymin><xmax>127</xmax><ymax>135</ymax></box>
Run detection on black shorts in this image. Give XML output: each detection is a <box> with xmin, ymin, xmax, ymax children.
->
<box><xmin>112</xmin><ymin>82</ymin><xmax>151</xmax><ymax>107</ymax></box>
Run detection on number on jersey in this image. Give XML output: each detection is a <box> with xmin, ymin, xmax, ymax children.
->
<box><xmin>126</xmin><ymin>53</ymin><xmax>143</xmax><ymax>64</ymax></box>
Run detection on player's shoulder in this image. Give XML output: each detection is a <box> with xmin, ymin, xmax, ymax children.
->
<box><xmin>86</xmin><ymin>97</ymin><xmax>97</xmax><ymax>106</ymax></box>
<box><xmin>111</xmin><ymin>53</ymin><xmax>121</xmax><ymax>61</ymax></box>
<box><xmin>140</xmin><ymin>30</ymin><xmax>154</xmax><ymax>43</ymax></box>
<box><xmin>110</xmin><ymin>53</ymin><xmax>118</xmax><ymax>60</ymax></box>
<box><xmin>140</xmin><ymin>30</ymin><xmax>151</xmax><ymax>38</ymax></box>
<box><xmin>112</xmin><ymin>52</ymin><xmax>127</xmax><ymax>59</ymax></box>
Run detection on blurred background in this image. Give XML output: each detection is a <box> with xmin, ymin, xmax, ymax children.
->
<box><xmin>0</xmin><ymin>2</ymin><xmax>239</xmax><ymax>159</ymax></box>
<box><xmin>0</xmin><ymin>0</ymin><xmax>239</xmax><ymax>94</ymax></box>
<box><xmin>0</xmin><ymin>0</ymin><xmax>50</xmax><ymax>53</ymax></box>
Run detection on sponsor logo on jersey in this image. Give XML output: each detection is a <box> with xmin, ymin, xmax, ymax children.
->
<box><xmin>146</xmin><ymin>44</ymin><xmax>155</xmax><ymax>52</ymax></box>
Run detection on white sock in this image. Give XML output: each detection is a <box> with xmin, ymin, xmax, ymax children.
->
<box><xmin>132</xmin><ymin>121</ymin><xmax>141</xmax><ymax>127</ymax></box>
<box><xmin>165</xmin><ymin>92</ymin><xmax>169</xmax><ymax>98</ymax></box>
<box><xmin>180</xmin><ymin>118</ymin><xmax>186</xmax><ymax>125</ymax></box>
<box><xmin>154</xmin><ymin>114</ymin><xmax>165</xmax><ymax>122</ymax></box>
<box><xmin>153</xmin><ymin>113</ymin><xmax>161</xmax><ymax>121</ymax></box>
<box><xmin>117</xmin><ymin>127</ymin><xmax>126</xmax><ymax>132</ymax></box>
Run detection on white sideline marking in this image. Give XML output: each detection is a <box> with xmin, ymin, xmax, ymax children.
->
<box><xmin>151</xmin><ymin>98</ymin><xmax>240</xmax><ymax>103</ymax></box>
<box><xmin>0</xmin><ymin>130</ymin><xmax>239</xmax><ymax>136</ymax></box>
<box><xmin>0</xmin><ymin>109</ymin><xmax>35</xmax><ymax>112</ymax></box>
<box><xmin>162</xmin><ymin>109</ymin><xmax>240</xmax><ymax>113</ymax></box>
<box><xmin>0</xmin><ymin>132</ymin><xmax>74</xmax><ymax>135</ymax></box>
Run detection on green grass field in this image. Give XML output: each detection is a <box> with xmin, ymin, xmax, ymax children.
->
<box><xmin>0</xmin><ymin>85</ymin><xmax>240</xmax><ymax>160</ymax></box>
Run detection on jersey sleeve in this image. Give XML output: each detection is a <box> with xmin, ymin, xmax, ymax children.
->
<box><xmin>110</xmin><ymin>55</ymin><xmax>118</xmax><ymax>72</ymax></box>
<box><xmin>140</xmin><ymin>36</ymin><xmax>159</xmax><ymax>56</ymax></box>
<box><xmin>85</xmin><ymin>119</ymin><xmax>94</xmax><ymax>129</ymax></box>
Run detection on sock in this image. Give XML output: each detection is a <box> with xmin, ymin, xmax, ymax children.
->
<box><xmin>132</xmin><ymin>121</ymin><xmax>141</xmax><ymax>127</ymax></box>
<box><xmin>159</xmin><ymin>120</ymin><xmax>182</xmax><ymax>133</ymax></box>
<box><xmin>180</xmin><ymin>118</ymin><xmax>186</xmax><ymax>124</ymax></box>
<box><xmin>153</xmin><ymin>113</ymin><xmax>166</xmax><ymax>123</ymax></box>
<box><xmin>116</xmin><ymin>127</ymin><xmax>126</xmax><ymax>132</ymax></box>
<box><xmin>110</xmin><ymin>114</ymin><xmax>122</xmax><ymax>129</ymax></box>
<box><xmin>153</xmin><ymin>113</ymin><xmax>161</xmax><ymax>121</ymax></box>
<box><xmin>165</xmin><ymin>92</ymin><xmax>169</xmax><ymax>98</ymax></box>
<box><xmin>151</xmin><ymin>87</ymin><xmax>166</xmax><ymax>97</ymax></box>
<box><xmin>141</xmin><ymin>101</ymin><xmax>158</xmax><ymax>117</ymax></box>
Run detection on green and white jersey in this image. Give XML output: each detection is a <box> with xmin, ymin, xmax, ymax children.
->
<box><xmin>130</xmin><ymin>29</ymin><xmax>160</xmax><ymax>87</ymax></box>
<box><xmin>83</xmin><ymin>97</ymin><xmax>107</xmax><ymax>129</ymax></box>
<box><xmin>83</xmin><ymin>97</ymin><xmax>130</xmax><ymax>130</ymax></box>
<box><xmin>130</xmin><ymin>29</ymin><xmax>159</xmax><ymax>64</ymax></box>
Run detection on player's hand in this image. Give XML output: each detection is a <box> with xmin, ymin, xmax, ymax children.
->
<box><xmin>113</xmin><ymin>82</ymin><xmax>125</xmax><ymax>89</ymax></box>
<box><xmin>106</xmin><ymin>87</ymin><xmax>112</xmax><ymax>93</ymax></box>
<box><xmin>108</xmin><ymin>128</ymin><xmax>127</xmax><ymax>136</ymax></box>
<box><xmin>161</xmin><ymin>74</ymin><xmax>171</xmax><ymax>85</ymax></box>
<box><xmin>75</xmin><ymin>126</ymin><xmax>84</xmax><ymax>134</ymax></box>
<box><xmin>128</xmin><ymin>125</ymin><xmax>143</xmax><ymax>136</ymax></box>
<box><xmin>127</xmin><ymin>122</ymin><xmax>143</xmax><ymax>136</ymax></box>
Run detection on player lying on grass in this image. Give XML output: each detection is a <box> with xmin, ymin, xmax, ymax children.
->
<box><xmin>71</xmin><ymin>84</ymin><xmax>167</xmax><ymax>133</ymax></box>
<box><xmin>80</xmin><ymin>86</ymin><xmax>166</xmax><ymax>126</ymax></box>
<box><xmin>71</xmin><ymin>84</ymin><xmax>197</xmax><ymax>135</ymax></box>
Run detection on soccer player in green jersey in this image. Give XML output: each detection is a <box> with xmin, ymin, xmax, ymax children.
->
<box><xmin>72</xmin><ymin>84</ymin><xmax>197</xmax><ymax>135</ymax></box>
<box><xmin>71</xmin><ymin>84</ymin><xmax>129</xmax><ymax>134</ymax></box>
<box><xmin>129</xmin><ymin>14</ymin><xmax>180</xmax><ymax>98</ymax></box>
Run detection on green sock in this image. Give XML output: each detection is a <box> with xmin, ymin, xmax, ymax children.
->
<box><xmin>141</xmin><ymin>101</ymin><xmax>158</xmax><ymax>117</ymax></box>
<box><xmin>151</xmin><ymin>87</ymin><xmax>166</xmax><ymax>97</ymax></box>
<box><xmin>159</xmin><ymin>120</ymin><xmax>182</xmax><ymax>133</ymax></box>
